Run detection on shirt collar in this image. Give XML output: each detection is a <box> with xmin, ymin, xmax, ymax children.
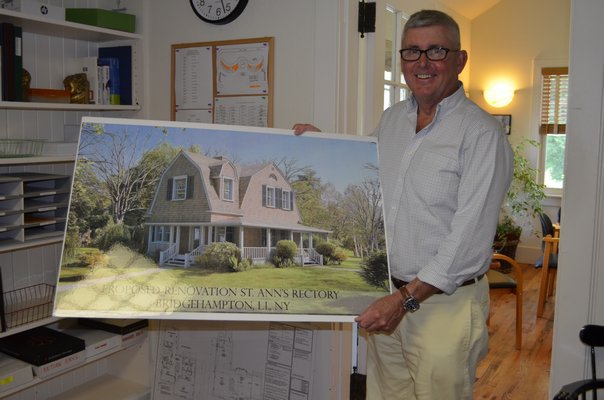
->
<box><xmin>408</xmin><ymin>81</ymin><xmax>467</xmax><ymax>115</ymax></box>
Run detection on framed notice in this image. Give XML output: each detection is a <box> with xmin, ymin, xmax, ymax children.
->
<box><xmin>54</xmin><ymin>117</ymin><xmax>389</xmax><ymax>322</ymax></box>
<box><xmin>172</xmin><ymin>37</ymin><xmax>274</xmax><ymax>127</ymax></box>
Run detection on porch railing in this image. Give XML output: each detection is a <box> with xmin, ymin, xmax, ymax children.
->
<box><xmin>159</xmin><ymin>243</ymin><xmax>177</xmax><ymax>266</ymax></box>
<box><xmin>184</xmin><ymin>245</ymin><xmax>205</xmax><ymax>268</ymax></box>
<box><xmin>243</xmin><ymin>247</ymin><xmax>272</xmax><ymax>261</ymax></box>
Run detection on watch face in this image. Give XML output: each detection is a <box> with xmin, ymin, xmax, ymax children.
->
<box><xmin>404</xmin><ymin>297</ymin><xmax>420</xmax><ymax>313</ymax></box>
<box><xmin>189</xmin><ymin>0</ymin><xmax>249</xmax><ymax>25</ymax></box>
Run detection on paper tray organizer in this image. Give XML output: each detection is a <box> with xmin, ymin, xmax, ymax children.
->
<box><xmin>0</xmin><ymin>139</ymin><xmax>46</xmax><ymax>158</ymax></box>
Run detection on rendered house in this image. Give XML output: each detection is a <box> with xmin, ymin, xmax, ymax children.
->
<box><xmin>145</xmin><ymin>150</ymin><xmax>329</xmax><ymax>267</ymax></box>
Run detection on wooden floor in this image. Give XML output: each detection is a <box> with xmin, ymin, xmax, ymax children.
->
<box><xmin>474</xmin><ymin>263</ymin><xmax>555</xmax><ymax>399</ymax></box>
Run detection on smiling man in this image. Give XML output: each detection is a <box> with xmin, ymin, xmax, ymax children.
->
<box><xmin>293</xmin><ymin>9</ymin><xmax>513</xmax><ymax>399</ymax></box>
<box><xmin>352</xmin><ymin>10</ymin><xmax>514</xmax><ymax>400</ymax></box>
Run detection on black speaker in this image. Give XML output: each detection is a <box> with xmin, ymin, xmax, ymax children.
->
<box><xmin>358</xmin><ymin>1</ymin><xmax>376</xmax><ymax>38</ymax></box>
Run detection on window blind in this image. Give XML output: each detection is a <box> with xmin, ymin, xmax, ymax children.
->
<box><xmin>540</xmin><ymin>67</ymin><xmax>568</xmax><ymax>134</ymax></box>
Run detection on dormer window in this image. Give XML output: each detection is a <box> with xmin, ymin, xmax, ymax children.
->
<box><xmin>223</xmin><ymin>177</ymin><xmax>234</xmax><ymax>201</ymax></box>
<box><xmin>282</xmin><ymin>190</ymin><xmax>291</xmax><ymax>210</ymax></box>
<box><xmin>266</xmin><ymin>186</ymin><xmax>275</xmax><ymax>207</ymax></box>
<box><xmin>172</xmin><ymin>175</ymin><xmax>188</xmax><ymax>200</ymax></box>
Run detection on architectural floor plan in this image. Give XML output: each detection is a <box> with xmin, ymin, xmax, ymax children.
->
<box><xmin>153</xmin><ymin>321</ymin><xmax>317</xmax><ymax>400</ymax></box>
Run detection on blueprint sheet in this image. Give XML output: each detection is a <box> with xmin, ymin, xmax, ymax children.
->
<box><xmin>152</xmin><ymin>320</ymin><xmax>327</xmax><ymax>400</ymax></box>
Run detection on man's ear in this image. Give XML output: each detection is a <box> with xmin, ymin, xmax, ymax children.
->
<box><xmin>457</xmin><ymin>50</ymin><xmax>468</xmax><ymax>74</ymax></box>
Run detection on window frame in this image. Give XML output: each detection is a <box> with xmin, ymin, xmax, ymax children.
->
<box><xmin>172</xmin><ymin>175</ymin><xmax>188</xmax><ymax>201</ymax></box>
<box><xmin>222</xmin><ymin>177</ymin><xmax>234</xmax><ymax>201</ymax></box>
<box><xmin>281</xmin><ymin>189</ymin><xmax>291</xmax><ymax>210</ymax></box>
<box><xmin>533</xmin><ymin>59</ymin><xmax>569</xmax><ymax>198</ymax></box>
<box><xmin>383</xmin><ymin>6</ymin><xmax>409</xmax><ymax>111</ymax></box>
<box><xmin>265</xmin><ymin>186</ymin><xmax>276</xmax><ymax>208</ymax></box>
<box><xmin>152</xmin><ymin>226</ymin><xmax>171</xmax><ymax>243</ymax></box>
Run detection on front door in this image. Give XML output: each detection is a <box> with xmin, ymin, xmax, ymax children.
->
<box><xmin>179</xmin><ymin>227</ymin><xmax>189</xmax><ymax>254</ymax></box>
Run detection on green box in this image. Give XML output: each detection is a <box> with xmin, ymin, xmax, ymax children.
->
<box><xmin>65</xmin><ymin>8</ymin><xmax>136</xmax><ymax>33</ymax></box>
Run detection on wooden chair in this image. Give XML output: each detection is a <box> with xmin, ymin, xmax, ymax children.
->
<box><xmin>487</xmin><ymin>253</ymin><xmax>524</xmax><ymax>350</ymax></box>
<box><xmin>537</xmin><ymin>234</ymin><xmax>560</xmax><ymax>317</ymax></box>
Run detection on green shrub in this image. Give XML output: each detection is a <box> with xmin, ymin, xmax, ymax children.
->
<box><xmin>78</xmin><ymin>249</ymin><xmax>108</xmax><ymax>268</ymax></box>
<box><xmin>315</xmin><ymin>242</ymin><xmax>336</xmax><ymax>261</ymax></box>
<box><xmin>315</xmin><ymin>241</ymin><xmax>348</xmax><ymax>265</ymax></box>
<box><xmin>359</xmin><ymin>250</ymin><xmax>389</xmax><ymax>290</ymax></box>
<box><xmin>332</xmin><ymin>247</ymin><xmax>348</xmax><ymax>264</ymax></box>
<box><xmin>199</xmin><ymin>242</ymin><xmax>241</xmax><ymax>271</ymax></box>
<box><xmin>233</xmin><ymin>257</ymin><xmax>253</xmax><ymax>272</ymax></box>
<box><xmin>272</xmin><ymin>240</ymin><xmax>298</xmax><ymax>268</ymax></box>
<box><xmin>92</xmin><ymin>222</ymin><xmax>132</xmax><ymax>251</ymax></box>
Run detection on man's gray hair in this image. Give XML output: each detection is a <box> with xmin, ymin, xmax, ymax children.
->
<box><xmin>402</xmin><ymin>10</ymin><xmax>461</xmax><ymax>49</ymax></box>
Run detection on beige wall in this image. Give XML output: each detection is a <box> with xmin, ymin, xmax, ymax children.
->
<box><xmin>468</xmin><ymin>0</ymin><xmax>570</xmax><ymax>145</ymax></box>
<box><xmin>468</xmin><ymin>0</ymin><xmax>570</xmax><ymax>261</ymax></box>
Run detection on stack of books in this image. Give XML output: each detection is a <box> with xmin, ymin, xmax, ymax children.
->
<box><xmin>67</xmin><ymin>46</ymin><xmax>133</xmax><ymax>106</ymax></box>
<box><xmin>0</xmin><ymin>22</ymin><xmax>24</xmax><ymax>102</ymax></box>
<box><xmin>0</xmin><ymin>326</ymin><xmax>85</xmax><ymax>378</ymax></box>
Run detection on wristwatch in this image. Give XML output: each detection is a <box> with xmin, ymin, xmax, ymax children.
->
<box><xmin>399</xmin><ymin>286</ymin><xmax>420</xmax><ymax>313</ymax></box>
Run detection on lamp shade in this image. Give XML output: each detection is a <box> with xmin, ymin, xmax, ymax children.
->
<box><xmin>484</xmin><ymin>83</ymin><xmax>514</xmax><ymax>107</ymax></box>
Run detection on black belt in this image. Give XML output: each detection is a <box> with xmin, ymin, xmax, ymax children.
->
<box><xmin>390</xmin><ymin>274</ymin><xmax>485</xmax><ymax>293</ymax></box>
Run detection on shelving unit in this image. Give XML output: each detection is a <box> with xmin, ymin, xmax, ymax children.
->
<box><xmin>0</xmin><ymin>2</ymin><xmax>149</xmax><ymax>399</ymax></box>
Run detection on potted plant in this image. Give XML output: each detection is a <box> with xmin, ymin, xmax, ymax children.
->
<box><xmin>494</xmin><ymin>139</ymin><xmax>546</xmax><ymax>266</ymax></box>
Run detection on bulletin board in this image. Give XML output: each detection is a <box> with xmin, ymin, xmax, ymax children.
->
<box><xmin>171</xmin><ymin>37</ymin><xmax>274</xmax><ymax>127</ymax></box>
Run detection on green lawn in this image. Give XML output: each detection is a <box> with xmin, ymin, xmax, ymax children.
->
<box><xmin>56</xmin><ymin>245</ymin><xmax>387</xmax><ymax>316</ymax></box>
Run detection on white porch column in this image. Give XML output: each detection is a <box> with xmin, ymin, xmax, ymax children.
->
<box><xmin>200</xmin><ymin>226</ymin><xmax>205</xmax><ymax>246</ymax></box>
<box><xmin>208</xmin><ymin>226</ymin><xmax>213</xmax><ymax>244</ymax></box>
<box><xmin>266</xmin><ymin>228</ymin><xmax>272</xmax><ymax>252</ymax></box>
<box><xmin>148</xmin><ymin>227</ymin><xmax>153</xmax><ymax>249</ymax></box>
<box><xmin>239</xmin><ymin>227</ymin><xmax>245</xmax><ymax>256</ymax></box>
<box><xmin>308</xmin><ymin>233</ymin><xmax>314</xmax><ymax>249</ymax></box>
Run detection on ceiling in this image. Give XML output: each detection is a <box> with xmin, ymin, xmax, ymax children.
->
<box><xmin>439</xmin><ymin>0</ymin><xmax>502</xmax><ymax>20</ymax></box>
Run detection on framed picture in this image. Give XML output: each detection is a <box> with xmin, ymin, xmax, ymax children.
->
<box><xmin>493</xmin><ymin>114</ymin><xmax>512</xmax><ymax>135</ymax></box>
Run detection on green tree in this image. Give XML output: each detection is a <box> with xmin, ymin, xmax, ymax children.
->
<box><xmin>545</xmin><ymin>135</ymin><xmax>565</xmax><ymax>183</ymax></box>
<box><xmin>291</xmin><ymin>169</ymin><xmax>331</xmax><ymax>229</ymax></box>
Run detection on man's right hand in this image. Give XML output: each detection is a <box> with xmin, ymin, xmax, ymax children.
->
<box><xmin>292</xmin><ymin>123</ymin><xmax>321</xmax><ymax>135</ymax></box>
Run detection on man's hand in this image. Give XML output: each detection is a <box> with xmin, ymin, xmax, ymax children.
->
<box><xmin>292</xmin><ymin>123</ymin><xmax>321</xmax><ymax>135</ymax></box>
<box><xmin>355</xmin><ymin>292</ymin><xmax>405</xmax><ymax>333</ymax></box>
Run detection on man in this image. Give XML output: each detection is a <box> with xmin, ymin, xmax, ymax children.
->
<box><xmin>294</xmin><ymin>9</ymin><xmax>513</xmax><ymax>400</ymax></box>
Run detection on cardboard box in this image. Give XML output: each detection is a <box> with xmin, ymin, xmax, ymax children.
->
<box><xmin>1</xmin><ymin>0</ymin><xmax>65</xmax><ymax>21</ymax></box>
<box><xmin>65</xmin><ymin>8</ymin><xmax>135</xmax><ymax>33</ymax></box>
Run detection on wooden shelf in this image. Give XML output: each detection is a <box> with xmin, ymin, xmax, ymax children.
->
<box><xmin>0</xmin><ymin>8</ymin><xmax>142</xmax><ymax>42</ymax></box>
<box><xmin>0</xmin><ymin>155</ymin><xmax>75</xmax><ymax>165</ymax></box>
<box><xmin>0</xmin><ymin>100</ymin><xmax>140</xmax><ymax>111</ymax></box>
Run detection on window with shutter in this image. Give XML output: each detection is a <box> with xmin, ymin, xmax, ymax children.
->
<box><xmin>539</xmin><ymin>67</ymin><xmax>568</xmax><ymax>193</ymax></box>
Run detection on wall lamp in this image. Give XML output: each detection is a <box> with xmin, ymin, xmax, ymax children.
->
<box><xmin>483</xmin><ymin>81</ymin><xmax>515</xmax><ymax>108</ymax></box>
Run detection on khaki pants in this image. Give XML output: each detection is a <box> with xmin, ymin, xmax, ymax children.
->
<box><xmin>366</xmin><ymin>277</ymin><xmax>489</xmax><ymax>400</ymax></box>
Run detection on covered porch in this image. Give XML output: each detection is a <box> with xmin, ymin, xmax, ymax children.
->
<box><xmin>147</xmin><ymin>222</ymin><xmax>328</xmax><ymax>268</ymax></box>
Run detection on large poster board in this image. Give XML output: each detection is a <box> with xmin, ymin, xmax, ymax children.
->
<box><xmin>53</xmin><ymin>117</ymin><xmax>389</xmax><ymax>322</ymax></box>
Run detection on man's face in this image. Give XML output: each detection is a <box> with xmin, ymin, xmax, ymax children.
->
<box><xmin>401</xmin><ymin>25</ymin><xmax>467</xmax><ymax>106</ymax></box>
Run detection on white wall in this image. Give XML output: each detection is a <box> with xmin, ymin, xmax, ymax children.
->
<box><xmin>550</xmin><ymin>0</ymin><xmax>604</xmax><ymax>395</ymax></box>
<box><xmin>141</xmin><ymin>0</ymin><xmax>338</xmax><ymax>131</ymax></box>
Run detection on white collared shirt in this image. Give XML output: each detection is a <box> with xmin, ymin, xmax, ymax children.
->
<box><xmin>374</xmin><ymin>85</ymin><xmax>513</xmax><ymax>294</ymax></box>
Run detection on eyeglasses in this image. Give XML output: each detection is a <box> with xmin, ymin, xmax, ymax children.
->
<box><xmin>399</xmin><ymin>47</ymin><xmax>459</xmax><ymax>61</ymax></box>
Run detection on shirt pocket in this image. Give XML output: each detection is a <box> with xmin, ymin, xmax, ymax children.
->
<box><xmin>410</xmin><ymin>151</ymin><xmax>460</xmax><ymax>208</ymax></box>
